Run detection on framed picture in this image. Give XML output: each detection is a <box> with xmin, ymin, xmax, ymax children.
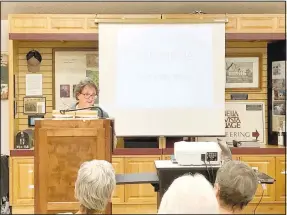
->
<box><xmin>271</xmin><ymin>61</ymin><xmax>286</xmax><ymax>132</ymax></box>
<box><xmin>23</xmin><ymin>96</ymin><xmax>46</xmax><ymax>115</ymax></box>
<box><xmin>225</xmin><ymin>54</ymin><xmax>262</xmax><ymax>91</ymax></box>
<box><xmin>1</xmin><ymin>52</ymin><xmax>9</xmax><ymax>100</ymax></box>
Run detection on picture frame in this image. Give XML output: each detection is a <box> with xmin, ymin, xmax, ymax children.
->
<box><xmin>225</xmin><ymin>53</ymin><xmax>262</xmax><ymax>91</ymax></box>
<box><xmin>1</xmin><ymin>52</ymin><xmax>9</xmax><ymax>100</ymax></box>
<box><xmin>271</xmin><ymin>60</ymin><xmax>286</xmax><ymax>132</ymax></box>
<box><xmin>23</xmin><ymin>96</ymin><xmax>46</xmax><ymax>115</ymax></box>
<box><xmin>53</xmin><ymin>48</ymin><xmax>99</xmax><ymax>110</ymax></box>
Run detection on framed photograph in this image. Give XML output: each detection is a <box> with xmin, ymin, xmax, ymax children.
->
<box><xmin>271</xmin><ymin>61</ymin><xmax>286</xmax><ymax>132</ymax></box>
<box><xmin>1</xmin><ymin>52</ymin><xmax>9</xmax><ymax>100</ymax></box>
<box><xmin>60</xmin><ymin>84</ymin><xmax>70</xmax><ymax>98</ymax></box>
<box><xmin>225</xmin><ymin>54</ymin><xmax>262</xmax><ymax>91</ymax></box>
<box><xmin>23</xmin><ymin>96</ymin><xmax>46</xmax><ymax>115</ymax></box>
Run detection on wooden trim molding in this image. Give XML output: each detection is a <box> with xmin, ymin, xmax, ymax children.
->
<box><xmin>10</xmin><ymin>145</ymin><xmax>285</xmax><ymax>157</ymax></box>
<box><xmin>10</xmin><ymin>148</ymin><xmax>162</xmax><ymax>157</ymax></box>
<box><xmin>9</xmin><ymin>32</ymin><xmax>285</xmax><ymax>41</ymax></box>
<box><xmin>9</xmin><ymin>33</ymin><xmax>98</xmax><ymax>41</ymax></box>
<box><xmin>162</xmin><ymin>146</ymin><xmax>286</xmax><ymax>155</ymax></box>
<box><xmin>10</xmin><ymin>150</ymin><xmax>35</xmax><ymax>157</ymax></box>
<box><xmin>226</xmin><ymin>33</ymin><xmax>285</xmax><ymax>40</ymax></box>
<box><xmin>9</xmin><ymin>14</ymin><xmax>285</xmax><ymax>34</ymax></box>
<box><xmin>113</xmin><ymin>148</ymin><xmax>162</xmax><ymax>155</ymax></box>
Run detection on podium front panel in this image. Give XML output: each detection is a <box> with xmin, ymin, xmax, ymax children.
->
<box><xmin>34</xmin><ymin>119</ymin><xmax>112</xmax><ymax>214</ymax></box>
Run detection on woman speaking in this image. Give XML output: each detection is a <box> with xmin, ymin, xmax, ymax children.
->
<box><xmin>71</xmin><ymin>78</ymin><xmax>109</xmax><ymax>118</ymax></box>
<box><xmin>72</xmin><ymin>78</ymin><xmax>117</xmax><ymax>148</ymax></box>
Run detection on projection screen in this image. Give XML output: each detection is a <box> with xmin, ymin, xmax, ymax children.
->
<box><xmin>99</xmin><ymin>22</ymin><xmax>226</xmax><ymax>136</ymax></box>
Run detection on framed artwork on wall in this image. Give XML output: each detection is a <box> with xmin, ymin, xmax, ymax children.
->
<box><xmin>267</xmin><ymin>41</ymin><xmax>286</xmax><ymax>145</ymax></box>
<box><xmin>23</xmin><ymin>96</ymin><xmax>46</xmax><ymax>115</ymax></box>
<box><xmin>1</xmin><ymin>52</ymin><xmax>9</xmax><ymax>100</ymax></box>
<box><xmin>225</xmin><ymin>53</ymin><xmax>262</xmax><ymax>91</ymax></box>
<box><xmin>271</xmin><ymin>60</ymin><xmax>286</xmax><ymax>132</ymax></box>
<box><xmin>53</xmin><ymin>48</ymin><xmax>99</xmax><ymax>110</ymax></box>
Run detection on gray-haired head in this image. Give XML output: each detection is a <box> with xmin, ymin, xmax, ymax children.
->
<box><xmin>74</xmin><ymin>78</ymin><xmax>98</xmax><ymax>100</ymax></box>
<box><xmin>158</xmin><ymin>174</ymin><xmax>219</xmax><ymax>214</ymax></box>
<box><xmin>74</xmin><ymin>159</ymin><xmax>116</xmax><ymax>213</ymax></box>
<box><xmin>215</xmin><ymin>160</ymin><xmax>258</xmax><ymax>211</ymax></box>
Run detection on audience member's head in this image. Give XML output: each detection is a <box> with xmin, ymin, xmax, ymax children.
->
<box><xmin>74</xmin><ymin>160</ymin><xmax>116</xmax><ymax>214</ymax></box>
<box><xmin>158</xmin><ymin>174</ymin><xmax>219</xmax><ymax>214</ymax></box>
<box><xmin>214</xmin><ymin>160</ymin><xmax>258</xmax><ymax>214</ymax></box>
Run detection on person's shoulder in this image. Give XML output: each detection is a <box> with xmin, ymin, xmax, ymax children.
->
<box><xmin>91</xmin><ymin>105</ymin><xmax>109</xmax><ymax>118</ymax></box>
<box><xmin>70</xmin><ymin>103</ymin><xmax>77</xmax><ymax>109</ymax></box>
<box><xmin>102</xmin><ymin>109</ymin><xmax>109</xmax><ymax>118</ymax></box>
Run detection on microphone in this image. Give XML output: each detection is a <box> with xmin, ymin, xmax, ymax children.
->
<box><xmin>59</xmin><ymin>105</ymin><xmax>105</xmax><ymax>119</ymax></box>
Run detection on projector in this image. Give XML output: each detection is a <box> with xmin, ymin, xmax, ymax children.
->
<box><xmin>174</xmin><ymin>141</ymin><xmax>222</xmax><ymax>166</ymax></box>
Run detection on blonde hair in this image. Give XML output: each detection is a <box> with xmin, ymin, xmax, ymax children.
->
<box><xmin>74</xmin><ymin>160</ymin><xmax>116</xmax><ymax>212</ymax></box>
<box><xmin>158</xmin><ymin>174</ymin><xmax>219</xmax><ymax>214</ymax></box>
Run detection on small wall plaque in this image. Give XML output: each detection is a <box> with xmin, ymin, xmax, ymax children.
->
<box><xmin>231</xmin><ymin>93</ymin><xmax>248</xmax><ymax>100</ymax></box>
<box><xmin>15</xmin><ymin>131</ymin><xmax>31</xmax><ymax>149</ymax></box>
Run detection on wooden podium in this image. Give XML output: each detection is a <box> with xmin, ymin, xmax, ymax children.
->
<box><xmin>34</xmin><ymin>119</ymin><xmax>114</xmax><ymax>214</ymax></box>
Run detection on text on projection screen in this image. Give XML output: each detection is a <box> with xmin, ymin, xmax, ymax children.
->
<box><xmin>99</xmin><ymin>23</ymin><xmax>225</xmax><ymax>136</ymax></box>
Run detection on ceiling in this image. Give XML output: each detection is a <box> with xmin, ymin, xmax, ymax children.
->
<box><xmin>1</xmin><ymin>1</ymin><xmax>285</xmax><ymax>20</ymax></box>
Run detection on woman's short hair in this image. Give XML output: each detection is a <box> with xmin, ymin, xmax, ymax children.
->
<box><xmin>158</xmin><ymin>174</ymin><xmax>219</xmax><ymax>214</ymax></box>
<box><xmin>74</xmin><ymin>78</ymin><xmax>98</xmax><ymax>100</ymax></box>
<box><xmin>74</xmin><ymin>160</ymin><xmax>116</xmax><ymax>212</ymax></box>
<box><xmin>215</xmin><ymin>160</ymin><xmax>258</xmax><ymax>210</ymax></box>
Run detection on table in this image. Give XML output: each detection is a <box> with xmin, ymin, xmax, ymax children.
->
<box><xmin>116</xmin><ymin>160</ymin><xmax>275</xmax><ymax>208</ymax></box>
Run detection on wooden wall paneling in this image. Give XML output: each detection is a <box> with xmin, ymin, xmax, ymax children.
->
<box><xmin>15</xmin><ymin>41</ymin><xmax>97</xmax><ymax>132</ymax></box>
<box><xmin>9</xmin><ymin>14</ymin><xmax>98</xmax><ymax>33</ymax></box>
<box><xmin>225</xmin><ymin>42</ymin><xmax>268</xmax><ymax>144</ymax></box>
<box><xmin>162</xmin><ymin>14</ymin><xmax>285</xmax><ymax>33</ymax></box>
<box><xmin>14</xmin><ymin>41</ymin><xmax>268</xmax><ymax>139</ymax></box>
<box><xmin>9</xmin><ymin>40</ymin><xmax>19</xmax><ymax>149</ymax></box>
<box><xmin>9</xmin><ymin>14</ymin><xmax>285</xmax><ymax>34</ymax></box>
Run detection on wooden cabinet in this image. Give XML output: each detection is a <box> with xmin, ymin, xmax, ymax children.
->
<box><xmin>10</xmin><ymin>157</ymin><xmax>34</xmax><ymax>205</ymax></box>
<box><xmin>112</xmin><ymin>157</ymin><xmax>125</xmax><ymax>204</ymax></box>
<box><xmin>241</xmin><ymin>202</ymin><xmax>285</xmax><ymax>214</ymax></box>
<box><xmin>275</xmin><ymin>156</ymin><xmax>286</xmax><ymax>202</ymax></box>
<box><xmin>9</xmin><ymin>154</ymin><xmax>285</xmax><ymax>214</ymax></box>
<box><xmin>240</xmin><ymin>156</ymin><xmax>276</xmax><ymax>203</ymax></box>
<box><xmin>124</xmin><ymin>156</ymin><xmax>160</xmax><ymax>204</ymax></box>
<box><xmin>10</xmin><ymin>157</ymin><xmax>34</xmax><ymax>214</ymax></box>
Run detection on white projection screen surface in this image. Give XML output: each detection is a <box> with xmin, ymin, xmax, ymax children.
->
<box><xmin>99</xmin><ymin>23</ymin><xmax>226</xmax><ymax>136</ymax></box>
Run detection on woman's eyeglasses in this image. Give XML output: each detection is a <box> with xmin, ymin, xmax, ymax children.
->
<box><xmin>81</xmin><ymin>93</ymin><xmax>97</xmax><ymax>99</ymax></box>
